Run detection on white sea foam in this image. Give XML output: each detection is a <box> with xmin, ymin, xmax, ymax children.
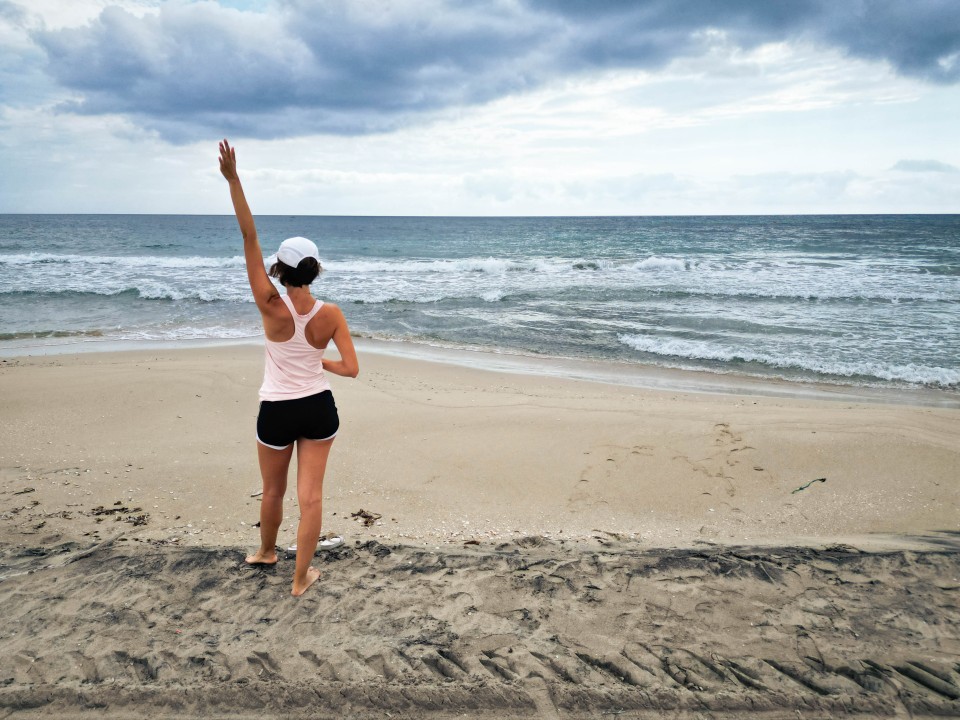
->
<box><xmin>626</xmin><ymin>256</ymin><xmax>686</xmax><ymax>272</ymax></box>
<box><xmin>328</xmin><ymin>255</ymin><xmax>686</xmax><ymax>276</ymax></box>
<box><xmin>329</xmin><ymin>257</ymin><xmax>531</xmax><ymax>274</ymax></box>
<box><xmin>0</xmin><ymin>253</ymin><xmax>246</xmax><ymax>268</ymax></box>
<box><xmin>2</xmin><ymin>247</ymin><xmax>953</xmax><ymax>308</ymax></box>
<box><xmin>119</xmin><ymin>326</ymin><xmax>261</xmax><ymax>341</ymax></box>
<box><xmin>618</xmin><ymin>333</ymin><xmax>960</xmax><ymax>387</ymax></box>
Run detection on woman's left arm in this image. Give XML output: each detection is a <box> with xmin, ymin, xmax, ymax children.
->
<box><xmin>219</xmin><ymin>139</ymin><xmax>279</xmax><ymax>311</ymax></box>
<box><xmin>321</xmin><ymin>306</ymin><xmax>360</xmax><ymax>378</ymax></box>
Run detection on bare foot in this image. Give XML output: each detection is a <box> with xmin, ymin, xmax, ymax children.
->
<box><xmin>291</xmin><ymin>567</ymin><xmax>321</xmax><ymax>596</ymax></box>
<box><xmin>245</xmin><ymin>549</ymin><xmax>278</xmax><ymax>565</ymax></box>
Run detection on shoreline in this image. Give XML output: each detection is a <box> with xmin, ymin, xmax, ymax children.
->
<box><xmin>2</xmin><ymin>333</ymin><xmax>957</xmax><ymax>409</ymax></box>
<box><xmin>355</xmin><ymin>336</ymin><xmax>960</xmax><ymax>408</ymax></box>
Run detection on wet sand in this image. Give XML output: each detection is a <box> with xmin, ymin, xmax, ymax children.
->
<box><xmin>1</xmin><ymin>343</ymin><xmax>958</xmax><ymax>717</ymax></box>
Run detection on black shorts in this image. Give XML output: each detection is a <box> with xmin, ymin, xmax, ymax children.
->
<box><xmin>256</xmin><ymin>390</ymin><xmax>339</xmax><ymax>450</ymax></box>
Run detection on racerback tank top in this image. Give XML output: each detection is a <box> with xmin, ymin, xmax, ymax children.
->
<box><xmin>259</xmin><ymin>294</ymin><xmax>332</xmax><ymax>401</ymax></box>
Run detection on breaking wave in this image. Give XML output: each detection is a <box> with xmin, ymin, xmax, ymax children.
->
<box><xmin>618</xmin><ymin>334</ymin><xmax>960</xmax><ymax>387</ymax></box>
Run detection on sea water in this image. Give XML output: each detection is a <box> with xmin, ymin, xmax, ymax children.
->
<box><xmin>1</xmin><ymin>214</ymin><xmax>958</xmax><ymax>390</ymax></box>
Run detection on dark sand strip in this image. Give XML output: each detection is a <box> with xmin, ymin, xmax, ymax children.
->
<box><xmin>1</xmin><ymin>534</ymin><xmax>958</xmax><ymax>719</ymax></box>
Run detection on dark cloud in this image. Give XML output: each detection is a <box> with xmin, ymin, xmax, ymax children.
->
<box><xmin>31</xmin><ymin>0</ymin><xmax>960</xmax><ymax>141</ymax></box>
<box><xmin>818</xmin><ymin>1</ymin><xmax>960</xmax><ymax>84</ymax></box>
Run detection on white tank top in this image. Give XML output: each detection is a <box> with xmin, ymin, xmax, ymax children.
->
<box><xmin>259</xmin><ymin>295</ymin><xmax>332</xmax><ymax>401</ymax></box>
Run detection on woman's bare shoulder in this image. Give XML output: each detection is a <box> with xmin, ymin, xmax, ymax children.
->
<box><xmin>318</xmin><ymin>302</ymin><xmax>345</xmax><ymax>318</ymax></box>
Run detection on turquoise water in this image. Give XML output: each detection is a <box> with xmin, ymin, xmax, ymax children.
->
<box><xmin>1</xmin><ymin>214</ymin><xmax>958</xmax><ymax>389</ymax></box>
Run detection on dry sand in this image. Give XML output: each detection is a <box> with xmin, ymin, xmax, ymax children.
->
<box><xmin>1</xmin><ymin>342</ymin><xmax>959</xmax><ymax>718</ymax></box>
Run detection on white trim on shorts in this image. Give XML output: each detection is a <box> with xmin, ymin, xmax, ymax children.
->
<box><xmin>304</xmin><ymin>430</ymin><xmax>338</xmax><ymax>442</ymax></box>
<box><xmin>255</xmin><ymin>430</ymin><xmax>338</xmax><ymax>450</ymax></box>
<box><xmin>256</xmin><ymin>434</ymin><xmax>292</xmax><ymax>451</ymax></box>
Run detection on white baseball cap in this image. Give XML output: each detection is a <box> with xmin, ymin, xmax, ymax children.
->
<box><xmin>266</xmin><ymin>236</ymin><xmax>320</xmax><ymax>268</ymax></box>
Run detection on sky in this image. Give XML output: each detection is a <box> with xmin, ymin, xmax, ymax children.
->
<box><xmin>1</xmin><ymin>0</ymin><xmax>959</xmax><ymax>215</ymax></box>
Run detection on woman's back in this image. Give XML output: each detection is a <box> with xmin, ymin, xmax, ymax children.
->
<box><xmin>260</xmin><ymin>294</ymin><xmax>332</xmax><ymax>401</ymax></box>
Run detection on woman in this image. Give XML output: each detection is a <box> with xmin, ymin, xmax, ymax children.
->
<box><xmin>219</xmin><ymin>139</ymin><xmax>359</xmax><ymax>597</ymax></box>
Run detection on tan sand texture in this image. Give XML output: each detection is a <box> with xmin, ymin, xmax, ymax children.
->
<box><xmin>1</xmin><ymin>344</ymin><xmax>959</xmax><ymax>717</ymax></box>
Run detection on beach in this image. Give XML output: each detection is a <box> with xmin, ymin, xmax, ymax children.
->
<box><xmin>1</xmin><ymin>342</ymin><xmax>959</xmax><ymax>718</ymax></box>
<box><xmin>4</xmin><ymin>0</ymin><xmax>960</xmax><ymax>713</ymax></box>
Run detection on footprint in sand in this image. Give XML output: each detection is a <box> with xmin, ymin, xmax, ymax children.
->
<box><xmin>579</xmin><ymin>444</ymin><xmax>653</xmax><ymax>483</ymax></box>
<box><xmin>570</xmin><ymin>444</ymin><xmax>654</xmax><ymax>508</ymax></box>
<box><xmin>681</xmin><ymin>423</ymin><xmax>758</xmax><ymax>498</ymax></box>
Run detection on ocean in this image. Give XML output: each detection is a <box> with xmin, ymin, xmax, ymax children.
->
<box><xmin>1</xmin><ymin>214</ymin><xmax>958</xmax><ymax>391</ymax></box>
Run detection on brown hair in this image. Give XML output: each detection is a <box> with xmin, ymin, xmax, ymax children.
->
<box><xmin>268</xmin><ymin>257</ymin><xmax>321</xmax><ymax>287</ymax></box>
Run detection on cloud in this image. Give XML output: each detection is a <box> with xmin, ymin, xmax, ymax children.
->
<box><xmin>818</xmin><ymin>1</ymin><xmax>960</xmax><ymax>83</ymax></box>
<box><xmin>26</xmin><ymin>0</ymin><xmax>960</xmax><ymax>141</ymax></box>
<box><xmin>33</xmin><ymin>1</ymin><xmax>557</xmax><ymax>140</ymax></box>
<box><xmin>0</xmin><ymin>1</ymin><xmax>27</xmax><ymax>24</ymax></box>
<box><xmin>891</xmin><ymin>159</ymin><xmax>959</xmax><ymax>173</ymax></box>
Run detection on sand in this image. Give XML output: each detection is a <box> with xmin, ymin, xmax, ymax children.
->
<box><xmin>1</xmin><ymin>342</ymin><xmax>959</xmax><ymax>718</ymax></box>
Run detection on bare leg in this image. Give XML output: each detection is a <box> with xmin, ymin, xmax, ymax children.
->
<box><xmin>291</xmin><ymin>437</ymin><xmax>334</xmax><ymax>596</ymax></box>
<box><xmin>246</xmin><ymin>441</ymin><xmax>293</xmax><ymax>565</ymax></box>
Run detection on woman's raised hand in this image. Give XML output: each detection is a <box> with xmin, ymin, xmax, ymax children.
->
<box><xmin>219</xmin><ymin>139</ymin><xmax>239</xmax><ymax>182</ymax></box>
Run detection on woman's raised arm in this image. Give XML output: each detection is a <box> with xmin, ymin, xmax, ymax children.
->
<box><xmin>219</xmin><ymin>139</ymin><xmax>279</xmax><ymax>311</ymax></box>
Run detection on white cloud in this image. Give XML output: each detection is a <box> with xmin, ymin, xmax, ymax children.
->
<box><xmin>891</xmin><ymin>159</ymin><xmax>959</xmax><ymax>173</ymax></box>
<box><xmin>6</xmin><ymin>0</ymin><xmax>157</xmax><ymax>30</ymax></box>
